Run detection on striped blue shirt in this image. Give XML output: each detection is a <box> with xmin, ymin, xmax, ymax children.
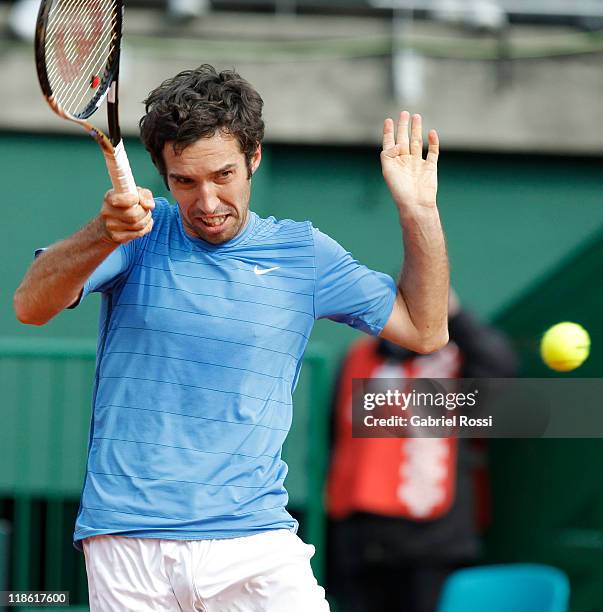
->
<box><xmin>72</xmin><ymin>197</ymin><xmax>396</xmax><ymax>549</ymax></box>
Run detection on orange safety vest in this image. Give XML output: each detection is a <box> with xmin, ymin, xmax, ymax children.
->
<box><xmin>327</xmin><ymin>337</ymin><xmax>464</xmax><ymax>521</ymax></box>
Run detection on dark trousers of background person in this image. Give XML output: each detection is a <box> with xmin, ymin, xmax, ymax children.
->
<box><xmin>328</xmin><ymin>506</ymin><xmax>478</xmax><ymax>612</ymax></box>
<box><xmin>330</xmin><ymin>554</ymin><xmax>453</xmax><ymax>612</ymax></box>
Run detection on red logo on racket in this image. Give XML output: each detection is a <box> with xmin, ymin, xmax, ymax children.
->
<box><xmin>53</xmin><ymin>0</ymin><xmax>105</xmax><ymax>84</ymax></box>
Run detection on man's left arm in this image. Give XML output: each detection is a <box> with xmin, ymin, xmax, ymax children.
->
<box><xmin>379</xmin><ymin>111</ymin><xmax>449</xmax><ymax>354</ymax></box>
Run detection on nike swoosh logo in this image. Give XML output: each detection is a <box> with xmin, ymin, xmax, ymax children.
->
<box><xmin>254</xmin><ymin>265</ymin><xmax>280</xmax><ymax>275</ymax></box>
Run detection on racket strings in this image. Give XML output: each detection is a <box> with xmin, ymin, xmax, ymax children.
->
<box><xmin>56</xmin><ymin>16</ymin><xmax>116</xmax><ymax>115</ymax></box>
<box><xmin>46</xmin><ymin>0</ymin><xmax>114</xmax><ymax>77</ymax></box>
<box><xmin>46</xmin><ymin>0</ymin><xmax>106</xmax><ymax>82</ymax></box>
<box><xmin>47</xmin><ymin>0</ymin><xmax>115</xmax><ymax>107</ymax></box>
<box><xmin>44</xmin><ymin>0</ymin><xmax>118</xmax><ymax>117</ymax></box>
<box><xmin>47</xmin><ymin>21</ymin><xmax>114</xmax><ymax>111</ymax></box>
<box><xmin>45</xmin><ymin>0</ymin><xmax>89</xmax><ymax>72</ymax></box>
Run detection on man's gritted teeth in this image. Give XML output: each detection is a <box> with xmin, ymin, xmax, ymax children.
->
<box><xmin>200</xmin><ymin>215</ymin><xmax>230</xmax><ymax>227</ymax></box>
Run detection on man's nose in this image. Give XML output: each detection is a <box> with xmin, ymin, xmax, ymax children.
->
<box><xmin>195</xmin><ymin>183</ymin><xmax>220</xmax><ymax>214</ymax></box>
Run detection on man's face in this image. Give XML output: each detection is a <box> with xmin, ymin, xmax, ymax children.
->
<box><xmin>164</xmin><ymin>132</ymin><xmax>261</xmax><ymax>244</ymax></box>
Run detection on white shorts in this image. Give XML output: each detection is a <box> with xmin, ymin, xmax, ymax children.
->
<box><xmin>82</xmin><ymin>530</ymin><xmax>330</xmax><ymax>611</ymax></box>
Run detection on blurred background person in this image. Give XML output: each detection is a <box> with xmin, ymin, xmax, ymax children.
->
<box><xmin>326</xmin><ymin>289</ymin><xmax>516</xmax><ymax>612</ymax></box>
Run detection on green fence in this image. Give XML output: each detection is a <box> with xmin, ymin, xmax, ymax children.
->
<box><xmin>0</xmin><ymin>338</ymin><xmax>331</xmax><ymax>606</ymax></box>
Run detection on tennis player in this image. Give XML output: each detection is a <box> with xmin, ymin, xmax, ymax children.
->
<box><xmin>14</xmin><ymin>65</ymin><xmax>448</xmax><ymax>611</ymax></box>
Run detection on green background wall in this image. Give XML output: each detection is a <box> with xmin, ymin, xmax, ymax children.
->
<box><xmin>2</xmin><ymin>132</ymin><xmax>603</xmax><ymax>610</ymax></box>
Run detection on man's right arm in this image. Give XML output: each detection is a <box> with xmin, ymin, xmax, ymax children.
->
<box><xmin>14</xmin><ymin>188</ymin><xmax>155</xmax><ymax>326</ymax></box>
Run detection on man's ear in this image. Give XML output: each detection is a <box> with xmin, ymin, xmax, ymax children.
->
<box><xmin>251</xmin><ymin>144</ymin><xmax>262</xmax><ymax>175</ymax></box>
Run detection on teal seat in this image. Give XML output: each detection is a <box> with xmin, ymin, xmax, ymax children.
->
<box><xmin>437</xmin><ymin>564</ymin><xmax>570</xmax><ymax>612</ymax></box>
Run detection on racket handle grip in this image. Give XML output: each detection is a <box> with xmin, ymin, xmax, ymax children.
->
<box><xmin>104</xmin><ymin>140</ymin><xmax>137</xmax><ymax>195</ymax></box>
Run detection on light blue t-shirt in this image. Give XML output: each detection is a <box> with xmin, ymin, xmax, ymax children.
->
<box><xmin>71</xmin><ymin>198</ymin><xmax>396</xmax><ymax>550</ymax></box>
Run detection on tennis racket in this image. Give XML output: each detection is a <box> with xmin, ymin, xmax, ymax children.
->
<box><xmin>34</xmin><ymin>0</ymin><xmax>136</xmax><ymax>195</ymax></box>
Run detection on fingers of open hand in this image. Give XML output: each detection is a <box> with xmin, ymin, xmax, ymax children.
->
<box><xmin>382</xmin><ymin>111</ymin><xmax>412</xmax><ymax>155</ymax></box>
<box><xmin>382</xmin><ymin>112</ymin><xmax>439</xmax><ymax>167</ymax></box>
<box><xmin>409</xmin><ymin>114</ymin><xmax>423</xmax><ymax>156</ymax></box>
<box><xmin>382</xmin><ymin>118</ymin><xmax>395</xmax><ymax>150</ymax></box>
<box><xmin>396</xmin><ymin>110</ymin><xmax>411</xmax><ymax>154</ymax></box>
<box><xmin>426</xmin><ymin>129</ymin><xmax>439</xmax><ymax>165</ymax></box>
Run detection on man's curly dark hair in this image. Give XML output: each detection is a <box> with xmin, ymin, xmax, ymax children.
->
<box><xmin>139</xmin><ymin>65</ymin><xmax>265</xmax><ymax>185</ymax></box>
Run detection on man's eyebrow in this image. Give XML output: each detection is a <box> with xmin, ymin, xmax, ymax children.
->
<box><xmin>168</xmin><ymin>164</ymin><xmax>237</xmax><ymax>180</ymax></box>
<box><xmin>213</xmin><ymin>163</ymin><xmax>237</xmax><ymax>174</ymax></box>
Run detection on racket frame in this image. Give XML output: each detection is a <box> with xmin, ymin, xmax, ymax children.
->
<box><xmin>34</xmin><ymin>0</ymin><xmax>136</xmax><ymax>194</ymax></box>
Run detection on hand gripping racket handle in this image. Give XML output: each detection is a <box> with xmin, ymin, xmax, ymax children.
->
<box><xmin>103</xmin><ymin>140</ymin><xmax>137</xmax><ymax>195</ymax></box>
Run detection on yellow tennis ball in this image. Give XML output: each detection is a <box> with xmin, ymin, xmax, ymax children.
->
<box><xmin>540</xmin><ymin>322</ymin><xmax>590</xmax><ymax>372</ymax></box>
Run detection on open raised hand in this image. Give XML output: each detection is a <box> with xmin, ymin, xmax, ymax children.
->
<box><xmin>381</xmin><ymin>111</ymin><xmax>439</xmax><ymax>215</ymax></box>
